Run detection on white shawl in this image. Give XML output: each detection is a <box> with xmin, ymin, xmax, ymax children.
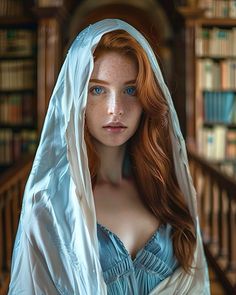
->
<box><xmin>8</xmin><ymin>19</ymin><xmax>210</xmax><ymax>295</ymax></box>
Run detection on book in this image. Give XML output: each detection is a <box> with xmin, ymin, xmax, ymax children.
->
<box><xmin>203</xmin><ymin>91</ymin><xmax>235</xmax><ymax>123</ymax></box>
<box><xmin>204</xmin><ymin>59</ymin><xmax>214</xmax><ymax>89</ymax></box>
<box><xmin>229</xmin><ymin>0</ymin><xmax>236</xmax><ymax>18</ymax></box>
<box><xmin>199</xmin><ymin>0</ymin><xmax>236</xmax><ymax>18</ymax></box>
<box><xmin>0</xmin><ymin>60</ymin><xmax>36</xmax><ymax>90</ymax></box>
<box><xmin>214</xmin><ymin>125</ymin><xmax>227</xmax><ymax>160</ymax></box>
<box><xmin>199</xmin><ymin>125</ymin><xmax>227</xmax><ymax>160</ymax></box>
<box><xmin>224</xmin><ymin>92</ymin><xmax>235</xmax><ymax>123</ymax></box>
<box><xmin>0</xmin><ymin>0</ymin><xmax>24</xmax><ymax>16</ymax></box>
<box><xmin>0</xmin><ymin>128</ymin><xmax>38</xmax><ymax>165</ymax></box>
<box><xmin>199</xmin><ymin>127</ymin><xmax>215</xmax><ymax>158</ymax></box>
<box><xmin>0</xmin><ymin>93</ymin><xmax>35</xmax><ymax>125</ymax></box>
<box><xmin>226</xmin><ymin>130</ymin><xmax>236</xmax><ymax>158</ymax></box>
<box><xmin>0</xmin><ymin>29</ymin><xmax>36</xmax><ymax>57</ymax></box>
<box><xmin>196</xmin><ymin>27</ymin><xmax>236</xmax><ymax>58</ymax></box>
<box><xmin>197</xmin><ymin>59</ymin><xmax>236</xmax><ymax>90</ymax></box>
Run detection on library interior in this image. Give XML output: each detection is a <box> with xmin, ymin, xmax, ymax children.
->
<box><xmin>0</xmin><ymin>0</ymin><xmax>235</xmax><ymax>294</ymax></box>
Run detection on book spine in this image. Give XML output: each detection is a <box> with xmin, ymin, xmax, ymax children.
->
<box><xmin>229</xmin><ymin>1</ymin><xmax>236</xmax><ymax>18</ymax></box>
<box><xmin>0</xmin><ymin>129</ymin><xmax>37</xmax><ymax>165</ymax></box>
<box><xmin>226</xmin><ymin>130</ymin><xmax>236</xmax><ymax>158</ymax></box>
<box><xmin>200</xmin><ymin>0</ymin><xmax>236</xmax><ymax>18</ymax></box>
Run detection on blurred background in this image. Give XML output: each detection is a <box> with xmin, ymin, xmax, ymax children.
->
<box><xmin>0</xmin><ymin>0</ymin><xmax>235</xmax><ymax>294</ymax></box>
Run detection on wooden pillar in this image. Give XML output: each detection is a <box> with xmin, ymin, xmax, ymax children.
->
<box><xmin>32</xmin><ymin>4</ymin><xmax>70</xmax><ymax>132</ymax></box>
<box><xmin>185</xmin><ymin>21</ymin><xmax>196</xmax><ymax>145</ymax></box>
<box><xmin>37</xmin><ymin>18</ymin><xmax>61</xmax><ymax>131</ymax></box>
<box><xmin>177</xmin><ymin>7</ymin><xmax>205</xmax><ymax>147</ymax></box>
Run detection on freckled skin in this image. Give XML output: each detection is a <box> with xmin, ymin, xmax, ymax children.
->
<box><xmin>86</xmin><ymin>52</ymin><xmax>160</xmax><ymax>257</ymax></box>
<box><xmin>86</xmin><ymin>51</ymin><xmax>143</xmax><ymax>148</ymax></box>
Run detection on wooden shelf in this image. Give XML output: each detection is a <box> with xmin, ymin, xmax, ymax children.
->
<box><xmin>0</xmin><ymin>16</ymin><xmax>35</xmax><ymax>26</ymax></box>
<box><xmin>0</xmin><ymin>89</ymin><xmax>36</xmax><ymax>94</ymax></box>
<box><xmin>196</xmin><ymin>18</ymin><xmax>236</xmax><ymax>27</ymax></box>
<box><xmin>203</xmin><ymin>122</ymin><xmax>236</xmax><ymax>129</ymax></box>
<box><xmin>196</xmin><ymin>55</ymin><xmax>236</xmax><ymax>60</ymax></box>
<box><xmin>0</xmin><ymin>55</ymin><xmax>36</xmax><ymax>60</ymax></box>
<box><xmin>0</xmin><ymin>163</ymin><xmax>12</xmax><ymax>172</ymax></box>
<box><xmin>212</xmin><ymin>159</ymin><xmax>236</xmax><ymax>164</ymax></box>
<box><xmin>178</xmin><ymin>6</ymin><xmax>206</xmax><ymax>19</ymax></box>
<box><xmin>0</xmin><ymin>123</ymin><xmax>37</xmax><ymax>130</ymax></box>
<box><xmin>202</xmin><ymin>89</ymin><xmax>236</xmax><ymax>92</ymax></box>
<box><xmin>179</xmin><ymin>6</ymin><xmax>236</xmax><ymax>26</ymax></box>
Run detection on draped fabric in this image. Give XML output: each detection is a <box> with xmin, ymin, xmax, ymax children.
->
<box><xmin>8</xmin><ymin>19</ymin><xmax>210</xmax><ymax>295</ymax></box>
<box><xmin>97</xmin><ymin>223</ymin><xmax>179</xmax><ymax>294</ymax></box>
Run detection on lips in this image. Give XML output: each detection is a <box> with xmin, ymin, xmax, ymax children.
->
<box><xmin>103</xmin><ymin>122</ymin><xmax>127</xmax><ymax>128</ymax></box>
<box><xmin>103</xmin><ymin>122</ymin><xmax>127</xmax><ymax>132</ymax></box>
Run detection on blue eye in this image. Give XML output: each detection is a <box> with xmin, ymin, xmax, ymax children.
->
<box><xmin>90</xmin><ymin>86</ymin><xmax>104</xmax><ymax>95</ymax></box>
<box><xmin>125</xmin><ymin>86</ymin><xmax>136</xmax><ymax>96</ymax></box>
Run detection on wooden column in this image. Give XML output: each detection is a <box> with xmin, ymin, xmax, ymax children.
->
<box><xmin>185</xmin><ymin>21</ymin><xmax>196</xmax><ymax>144</ymax></box>
<box><xmin>33</xmin><ymin>5</ymin><xmax>70</xmax><ymax>132</ymax></box>
<box><xmin>177</xmin><ymin>7</ymin><xmax>205</xmax><ymax>147</ymax></box>
<box><xmin>37</xmin><ymin>18</ymin><xmax>61</xmax><ymax>131</ymax></box>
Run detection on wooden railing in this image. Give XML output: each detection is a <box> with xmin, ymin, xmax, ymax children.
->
<box><xmin>0</xmin><ymin>154</ymin><xmax>33</xmax><ymax>295</ymax></box>
<box><xmin>188</xmin><ymin>148</ymin><xmax>236</xmax><ymax>295</ymax></box>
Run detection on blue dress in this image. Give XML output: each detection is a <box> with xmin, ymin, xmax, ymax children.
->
<box><xmin>97</xmin><ymin>223</ymin><xmax>179</xmax><ymax>295</ymax></box>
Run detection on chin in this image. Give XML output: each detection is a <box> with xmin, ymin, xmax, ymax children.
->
<box><xmin>91</xmin><ymin>132</ymin><xmax>135</xmax><ymax>148</ymax></box>
<box><xmin>97</xmin><ymin>137</ymin><xmax>130</xmax><ymax>148</ymax></box>
<box><xmin>102</xmin><ymin>141</ymin><xmax>128</xmax><ymax>147</ymax></box>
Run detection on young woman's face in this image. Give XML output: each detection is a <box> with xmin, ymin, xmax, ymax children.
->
<box><xmin>86</xmin><ymin>51</ymin><xmax>143</xmax><ymax>148</ymax></box>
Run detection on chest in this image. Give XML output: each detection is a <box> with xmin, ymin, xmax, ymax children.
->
<box><xmin>93</xmin><ymin>180</ymin><xmax>159</xmax><ymax>258</ymax></box>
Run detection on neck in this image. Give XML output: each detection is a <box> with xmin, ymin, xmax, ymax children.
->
<box><xmin>94</xmin><ymin>141</ymin><xmax>126</xmax><ymax>185</ymax></box>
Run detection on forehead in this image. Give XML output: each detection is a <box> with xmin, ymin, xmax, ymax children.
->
<box><xmin>91</xmin><ymin>51</ymin><xmax>138</xmax><ymax>80</ymax></box>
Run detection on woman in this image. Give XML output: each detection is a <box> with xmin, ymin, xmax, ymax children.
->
<box><xmin>8</xmin><ymin>19</ymin><xmax>210</xmax><ymax>294</ymax></box>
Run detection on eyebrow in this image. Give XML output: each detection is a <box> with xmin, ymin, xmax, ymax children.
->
<box><xmin>89</xmin><ymin>79</ymin><xmax>136</xmax><ymax>85</ymax></box>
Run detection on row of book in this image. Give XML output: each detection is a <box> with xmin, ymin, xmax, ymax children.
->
<box><xmin>0</xmin><ymin>0</ymin><xmax>24</xmax><ymax>16</ymax></box>
<box><xmin>196</xmin><ymin>27</ymin><xmax>236</xmax><ymax>57</ymax></box>
<box><xmin>0</xmin><ymin>129</ymin><xmax>38</xmax><ymax>165</ymax></box>
<box><xmin>0</xmin><ymin>93</ymin><xmax>35</xmax><ymax>124</ymax></box>
<box><xmin>199</xmin><ymin>0</ymin><xmax>236</xmax><ymax>18</ymax></box>
<box><xmin>0</xmin><ymin>0</ymin><xmax>63</xmax><ymax>15</ymax></box>
<box><xmin>203</xmin><ymin>91</ymin><xmax>236</xmax><ymax>123</ymax></box>
<box><xmin>0</xmin><ymin>60</ymin><xmax>36</xmax><ymax>90</ymax></box>
<box><xmin>198</xmin><ymin>125</ymin><xmax>236</xmax><ymax>160</ymax></box>
<box><xmin>0</xmin><ymin>29</ymin><xmax>36</xmax><ymax>57</ymax></box>
<box><xmin>196</xmin><ymin>59</ymin><xmax>236</xmax><ymax>90</ymax></box>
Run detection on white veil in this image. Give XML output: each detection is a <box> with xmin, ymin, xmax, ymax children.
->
<box><xmin>8</xmin><ymin>19</ymin><xmax>210</xmax><ymax>295</ymax></box>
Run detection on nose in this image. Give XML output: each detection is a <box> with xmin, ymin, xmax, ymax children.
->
<box><xmin>107</xmin><ymin>92</ymin><xmax>124</xmax><ymax>116</ymax></box>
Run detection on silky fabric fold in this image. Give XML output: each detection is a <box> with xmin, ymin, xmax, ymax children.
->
<box><xmin>8</xmin><ymin>19</ymin><xmax>210</xmax><ymax>295</ymax></box>
<box><xmin>97</xmin><ymin>223</ymin><xmax>179</xmax><ymax>294</ymax></box>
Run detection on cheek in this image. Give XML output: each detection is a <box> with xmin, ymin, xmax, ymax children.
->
<box><xmin>86</xmin><ymin>101</ymin><xmax>98</xmax><ymax>118</ymax></box>
<box><xmin>85</xmin><ymin>101</ymin><xmax>103</xmax><ymax>130</ymax></box>
<box><xmin>132</xmin><ymin>103</ymin><xmax>143</xmax><ymax>120</ymax></box>
<box><xmin>85</xmin><ymin>103</ymin><xmax>95</xmax><ymax>126</ymax></box>
<box><xmin>86</xmin><ymin>100</ymin><xmax>104</xmax><ymax>115</ymax></box>
<box><xmin>85</xmin><ymin>113</ymin><xmax>96</xmax><ymax>138</ymax></box>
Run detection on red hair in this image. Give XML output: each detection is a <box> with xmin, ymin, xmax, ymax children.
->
<box><xmin>85</xmin><ymin>30</ymin><xmax>196</xmax><ymax>272</ymax></box>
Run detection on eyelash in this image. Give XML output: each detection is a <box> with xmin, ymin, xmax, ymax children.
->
<box><xmin>89</xmin><ymin>86</ymin><xmax>137</xmax><ymax>96</ymax></box>
<box><xmin>90</xmin><ymin>86</ymin><xmax>105</xmax><ymax>95</ymax></box>
<box><xmin>125</xmin><ymin>86</ymin><xmax>136</xmax><ymax>96</ymax></box>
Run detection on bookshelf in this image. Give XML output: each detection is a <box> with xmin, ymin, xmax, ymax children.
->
<box><xmin>180</xmin><ymin>0</ymin><xmax>236</xmax><ymax>179</ymax></box>
<box><xmin>0</xmin><ymin>7</ymin><xmax>38</xmax><ymax>172</ymax></box>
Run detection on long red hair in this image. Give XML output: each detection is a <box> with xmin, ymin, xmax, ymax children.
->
<box><xmin>85</xmin><ymin>30</ymin><xmax>196</xmax><ymax>273</ymax></box>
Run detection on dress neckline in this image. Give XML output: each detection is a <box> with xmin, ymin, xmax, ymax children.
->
<box><xmin>97</xmin><ymin>222</ymin><xmax>163</xmax><ymax>261</ymax></box>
